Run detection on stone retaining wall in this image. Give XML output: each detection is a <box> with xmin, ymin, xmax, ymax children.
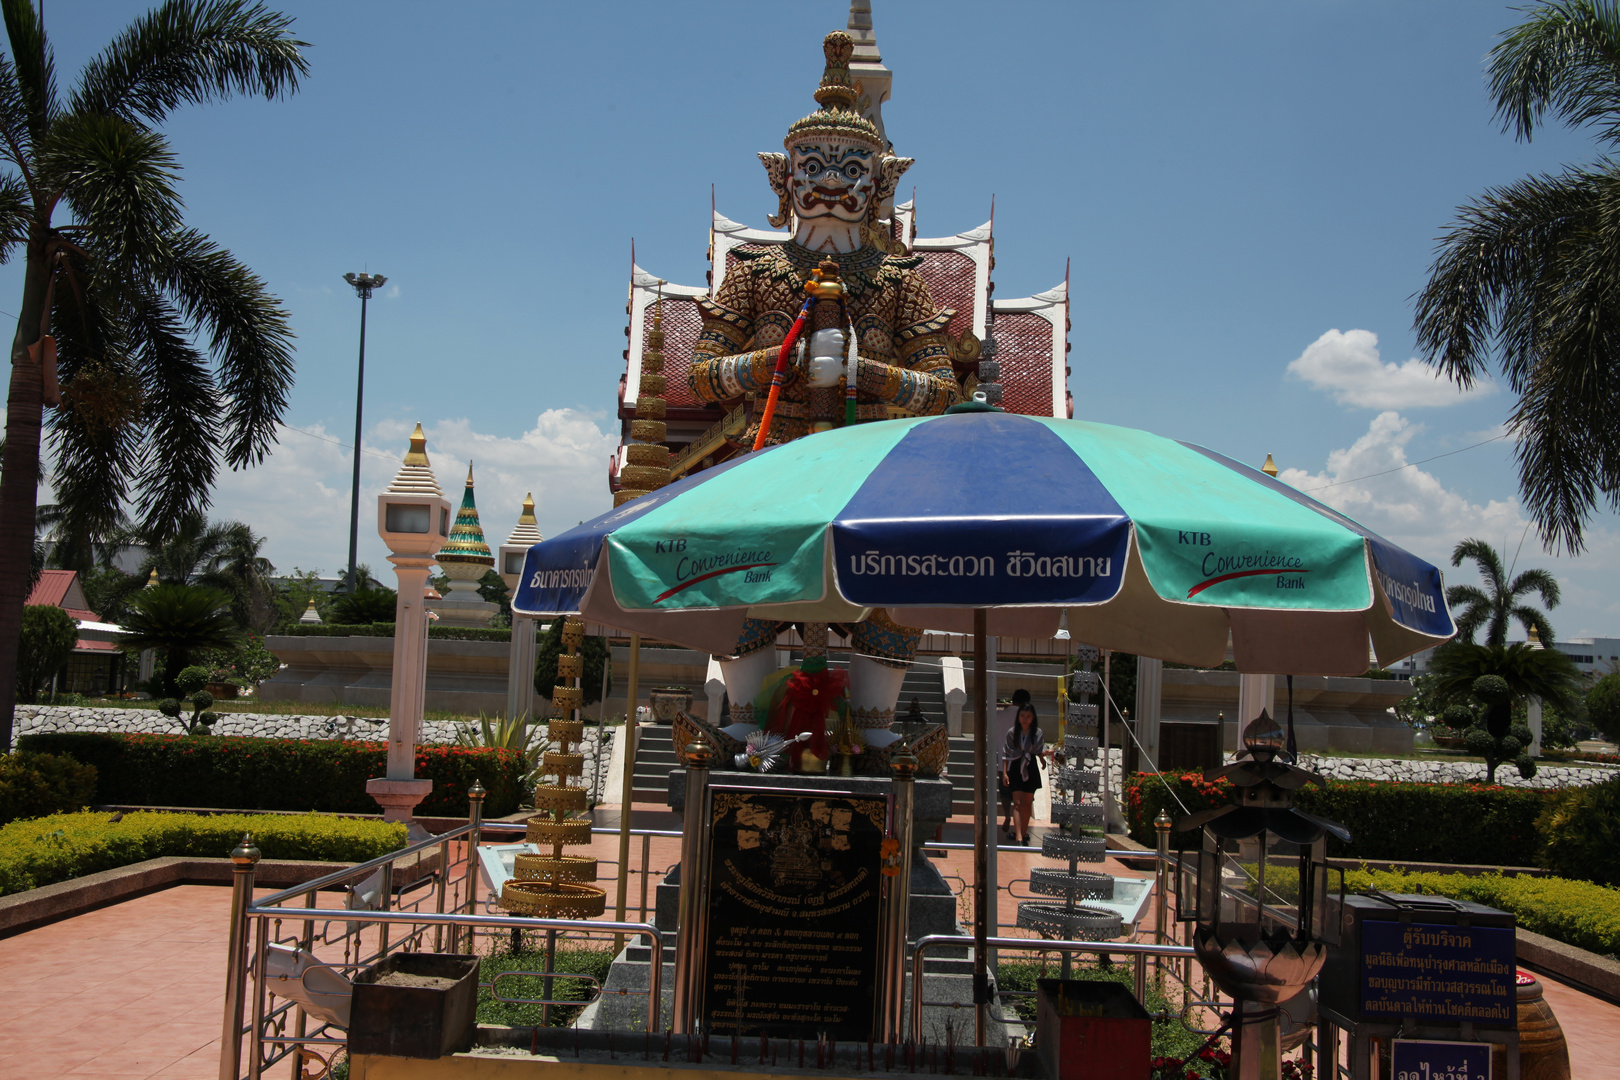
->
<box><xmin>13</xmin><ymin>705</ymin><xmax>615</xmax><ymax>800</ymax></box>
<box><xmin>1273</xmin><ymin>753</ymin><xmax>1616</xmax><ymax>789</ymax></box>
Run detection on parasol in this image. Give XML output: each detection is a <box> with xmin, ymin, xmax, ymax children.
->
<box><xmin>514</xmin><ymin>405</ymin><xmax>1455</xmax><ymax>1038</ymax></box>
<box><xmin>513</xmin><ymin>408</ymin><xmax>1454</xmax><ymax>672</ymax></box>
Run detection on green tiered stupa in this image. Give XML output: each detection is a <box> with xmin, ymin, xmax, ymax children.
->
<box><xmin>431</xmin><ymin>462</ymin><xmax>498</xmax><ymax>627</ymax></box>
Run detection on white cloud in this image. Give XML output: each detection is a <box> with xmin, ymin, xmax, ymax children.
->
<box><xmin>207</xmin><ymin>409</ymin><xmax>620</xmax><ymax>578</ymax></box>
<box><xmin>1286</xmin><ymin>328</ymin><xmax>1492</xmax><ymax>409</ymax></box>
<box><xmin>1278</xmin><ymin>411</ymin><xmax>1620</xmax><ymax>637</ymax></box>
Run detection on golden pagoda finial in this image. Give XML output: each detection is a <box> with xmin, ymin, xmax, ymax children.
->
<box><xmin>1528</xmin><ymin>624</ymin><xmax>1541</xmax><ymax>643</ymax></box>
<box><xmin>146</xmin><ymin>568</ymin><xmax>159</xmax><ymax>587</ymax></box>
<box><xmin>465</xmin><ymin>460</ymin><xmax>475</xmax><ymax>487</ymax></box>
<box><xmin>519</xmin><ymin>492</ymin><xmax>537</xmax><ymax>525</ymax></box>
<box><xmin>403</xmin><ymin>422</ymin><xmax>430</xmax><ymax>467</ymax></box>
<box><xmin>1261</xmin><ymin>453</ymin><xmax>1278</xmax><ymax>478</ymax></box>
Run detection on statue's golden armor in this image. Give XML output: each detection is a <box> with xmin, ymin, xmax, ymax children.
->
<box><xmin>687</xmin><ymin>241</ymin><xmax>962</xmax><ymax>446</ymax></box>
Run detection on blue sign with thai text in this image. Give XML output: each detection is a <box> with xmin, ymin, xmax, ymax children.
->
<box><xmin>1391</xmin><ymin>1039</ymin><xmax>1492</xmax><ymax>1080</ymax></box>
<box><xmin>1361</xmin><ymin>920</ymin><xmax>1516</xmax><ymax>1027</ymax></box>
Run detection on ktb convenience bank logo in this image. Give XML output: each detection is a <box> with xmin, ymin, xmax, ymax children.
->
<box><xmin>1180</xmin><ymin>531</ymin><xmax>1309</xmax><ymax>598</ymax></box>
<box><xmin>648</xmin><ymin>538</ymin><xmax>778</xmax><ymax>602</ymax></box>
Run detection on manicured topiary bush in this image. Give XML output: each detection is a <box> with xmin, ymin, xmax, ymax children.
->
<box><xmin>0</xmin><ymin>751</ymin><xmax>98</xmax><ymax>825</ymax></box>
<box><xmin>0</xmin><ymin>810</ymin><xmax>406</xmax><ymax>895</ymax></box>
<box><xmin>1124</xmin><ymin>772</ymin><xmax>1551</xmax><ymax>866</ymax></box>
<box><xmin>16</xmin><ymin>733</ymin><xmax>524</xmax><ymax>817</ymax></box>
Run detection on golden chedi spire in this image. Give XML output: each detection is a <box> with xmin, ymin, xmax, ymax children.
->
<box><xmin>387</xmin><ymin>423</ymin><xmax>445</xmax><ymax>497</ymax></box>
<box><xmin>616</xmin><ymin>286</ymin><xmax>674</xmax><ymax>506</ymax></box>
<box><xmin>1262</xmin><ymin>453</ymin><xmax>1279</xmax><ymax>478</ymax></box>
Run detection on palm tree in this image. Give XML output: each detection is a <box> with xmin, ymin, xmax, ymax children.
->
<box><xmin>1413</xmin><ymin>0</ymin><xmax>1620</xmax><ymax>555</ymax></box>
<box><xmin>1445</xmin><ymin>537</ymin><xmax>1561</xmax><ymax>645</ymax></box>
<box><xmin>0</xmin><ymin>1</ymin><xmax>308</xmax><ymax>750</ymax></box>
<box><xmin>119</xmin><ymin>583</ymin><xmax>240</xmax><ymax>696</ymax></box>
<box><xmin>1428</xmin><ymin>641</ymin><xmax>1585</xmax><ymax>715</ymax></box>
<box><xmin>137</xmin><ymin>513</ymin><xmax>275</xmax><ymax>630</ymax></box>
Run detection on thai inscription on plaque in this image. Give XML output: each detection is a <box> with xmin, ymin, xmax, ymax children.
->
<box><xmin>701</xmin><ymin>788</ymin><xmax>887</xmax><ymax>1040</ymax></box>
<box><xmin>1360</xmin><ymin>921</ymin><xmax>1516</xmax><ymax>1027</ymax></box>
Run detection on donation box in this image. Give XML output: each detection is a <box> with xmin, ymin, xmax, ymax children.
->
<box><xmin>1319</xmin><ymin>892</ymin><xmax>1517</xmax><ymax>1030</ymax></box>
<box><xmin>1035</xmin><ymin>979</ymin><xmax>1151</xmax><ymax>1080</ymax></box>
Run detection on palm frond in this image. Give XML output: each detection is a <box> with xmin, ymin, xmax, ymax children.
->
<box><xmin>1512</xmin><ymin>604</ymin><xmax>1558</xmax><ymax>645</ymax></box>
<box><xmin>1509</xmin><ymin>566</ymin><xmax>1562</xmax><ymax>608</ymax></box>
<box><xmin>0</xmin><ymin>52</ymin><xmax>35</xmax><ymax>183</ymax></box>
<box><xmin>1490</xmin><ymin>0</ymin><xmax>1620</xmax><ymax>145</ymax></box>
<box><xmin>71</xmin><ymin>0</ymin><xmax>309</xmax><ymax>126</ymax></box>
<box><xmin>0</xmin><ymin>170</ymin><xmax>29</xmax><ymax>262</ymax></box>
<box><xmin>1</xmin><ymin>0</ymin><xmax>57</xmax><ymax>144</ymax></box>
<box><xmin>40</xmin><ymin>112</ymin><xmax>182</xmax><ymax>281</ymax></box>
<box><xmin>1451</xmin><ymin>538</ymin><xmax>1507</xmax><ymax>590</ymax></box>
<box><xmin>125</xmin><ymin>288</ymin><xmax>218</xmax><ymax>531</ymax></box>
<box><xmin>160</xmin><ymin>229</ymin><xmax>294</xmax><ymax>468</ymax></box>
<box><xmin>1415</xmin><ymin>166</ymin><xmax>1614</xmax><ymax>391</ymax></box>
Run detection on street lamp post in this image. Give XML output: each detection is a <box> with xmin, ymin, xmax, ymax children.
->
<box><xmin>342</xmin><ymin>271</ymin><xmax>387</xmax><ymax>594</ymax></box>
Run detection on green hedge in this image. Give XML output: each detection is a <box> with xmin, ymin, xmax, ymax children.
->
<box><xmin>0</xmin><ymin>751</ymin><xmax>98</xmax><ymax>825</ymax></box>
<box><xmin>1538</xmin><ymin>775</ymin><xmax>1620</xmax><ymax>886</ymax></box>
<box><xmin>17</xmin><ymin>733</ymin><xmax>524</xmax><ymax>817</ymax></box>
<box><xmin>277</xmin><ymin>624</ymin><xmax>514</xmax><ymax>642</ymax></box>
<box><xmin>1124</xmin><ymin>772</ymin><xmax>1551</xmax><ymax>867</ymax></box>
<box><xmin>0</xmin><ymin>810</ymin><xmax>406</xmax><ymax>896</ymax></box>
<box><xmin>1342</xmin><ymin>868</ymin><xmax>1620</xmax><ymax>958</ymax></box>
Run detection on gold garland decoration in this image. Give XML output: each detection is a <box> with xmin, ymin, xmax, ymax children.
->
<box><xmin>498</xmin><ymin>615</ymin><xmax>607</xmax><ymax>919</ymax></box>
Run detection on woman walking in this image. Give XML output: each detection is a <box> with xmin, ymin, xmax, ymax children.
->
<box><xmin>1000</xmin><ymin>701</ymin><xmax>1049</xmax><ymax>845</ymax></box>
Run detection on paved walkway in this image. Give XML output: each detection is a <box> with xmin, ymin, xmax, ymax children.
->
<box><xmin>2</xmin><ymin>808</ymin><xmax>1617</xmax><ymax>1079</ymax></box>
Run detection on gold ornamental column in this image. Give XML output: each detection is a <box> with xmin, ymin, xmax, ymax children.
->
<box><xmin>612</xmin><ymin>292</ymin><xmax>671</xmax><ymax>934</ymax></box>
<box><xmin>500</xmin><ymin>617</ymin><xmax>608</xmax><ymax>920</ymax></box>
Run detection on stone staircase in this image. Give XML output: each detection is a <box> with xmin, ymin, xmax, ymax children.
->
<box><xmin>629</xmin><ymin>661</ymin><xmax>951</xmax><ymax>806</ymax></box>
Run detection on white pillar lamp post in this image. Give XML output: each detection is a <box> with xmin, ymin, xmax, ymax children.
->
<box><xmin>367</xmin><ymin>423</ymin><xmax>451</xmax><ymax>823</ymax></box>
<box><xmin>499</xmin><ymin>493</ymin><xmax>544</xmax><ymax>722</ymax></box>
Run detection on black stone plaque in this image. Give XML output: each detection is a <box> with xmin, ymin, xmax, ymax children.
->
<box><xmin>700</xmin><ymin>786</ymin><xmax>888</xmax><ymax>1040</ymax></box>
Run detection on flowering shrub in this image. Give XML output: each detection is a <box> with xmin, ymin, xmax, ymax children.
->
<box><xmin>1545</xmin><ymin>750</ymin><xmax>1620</xmax><ymax>766</ymax></box>
<box><xmin>16</xmin><ymin>732</ymin><xmax>524</xmax><ymax>817</ymax></box>
<box><xmin>0</xmin><ymin>810</ymin><xmax>405</xmax><ymax>895</ymax></box>
<box><xmin>1124</xmin><ymin>772</ymin><xmax>1551</xmax><ymax>866</ymax></box>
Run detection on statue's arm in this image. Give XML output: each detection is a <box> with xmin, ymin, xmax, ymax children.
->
<box><xmin>854</xmin><ymin>272</ymin><xmax>961</xmax><ymax>415</ymax></box>
<box><xmin>686</xmin><ymin>272</ymin><xmax>794</xmax><ymax>403</ymax></box>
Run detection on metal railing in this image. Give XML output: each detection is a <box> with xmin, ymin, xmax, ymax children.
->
<box><xmin>909</xmin><ymin>935</ymin><xmax>1198</xmax><ymax>1041</ymax></box>
<box><xmin>218</xmin><ymin>792</ymin><xmax>668</xmax><ymax>1080</ymax></box>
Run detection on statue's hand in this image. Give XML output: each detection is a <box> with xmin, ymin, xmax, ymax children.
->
<box><xmin>806</xmin><ymin>328</ymin><xmax>845</xmax><ymax>388</ymax></box>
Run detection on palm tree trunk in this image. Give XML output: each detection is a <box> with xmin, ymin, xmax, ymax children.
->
<box><xmin>0</xmin><ymin>237</ymin><xmax>54</xmax><ymax>752</ymax></box>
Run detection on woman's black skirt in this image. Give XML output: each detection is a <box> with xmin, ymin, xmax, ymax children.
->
<box><xmin>1006</xmin><ymin>761</ymin><xmax>1042</xmax><ymax>793</ymax></box>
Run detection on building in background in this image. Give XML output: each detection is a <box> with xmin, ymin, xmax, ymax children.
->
<box><xmin>25</xmin><ymin>570</ymin><xmax>127</xmax><ymax>697</ymax></box>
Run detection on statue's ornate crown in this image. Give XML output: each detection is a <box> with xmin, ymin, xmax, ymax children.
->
<box><xmin>784</xmin><ymin>31</ymin><xmax>884</xmax><ymax>150</ymax></box>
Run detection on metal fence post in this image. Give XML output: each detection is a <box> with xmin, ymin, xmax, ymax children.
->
<box><xmin>671</xmin><ymin>733</ymin><xmax>713</xmax><ymax>1034</ymax></box>
<box><xmin>218</xmin><ymin>834</ymin><xmax>260</xmax><ymax>1080</ymax></box>
<box><xmin>1154</xmin><ymin>808</ymin><xmax>1172</xmax><ymax>987</ymax></box>
<box><xmin>452</xmin><ymin>781</ymin><xmax>485</xmax><ymax>954</ymax></box>
<box><xmin>883</xmin><ymin>744</ymin><xmax>918</xmax><ymax>1043</ymax></box>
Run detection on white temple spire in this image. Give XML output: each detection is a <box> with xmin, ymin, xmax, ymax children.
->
<box><xmin>848</xmin><ymin>0</ymin><xmax>892</xmax><ymax>149</ymax></box>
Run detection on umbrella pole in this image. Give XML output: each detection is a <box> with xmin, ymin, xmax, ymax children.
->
<box><xmin>973</xmin><ymin>608</ymin><xmax>989</xmax><ymax>1045</ymax></box>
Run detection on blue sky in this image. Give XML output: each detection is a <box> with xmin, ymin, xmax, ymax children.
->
<box><xmin>17</xmin><ymin>1</ymin><xmax>1620</xmax><ymax>638</ymax></box>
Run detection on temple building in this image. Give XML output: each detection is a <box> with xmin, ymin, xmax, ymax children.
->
<box><xmin>608</xmin><ymin>2</ymin><xmax>1071</xmax><ymax>497</ymax></box>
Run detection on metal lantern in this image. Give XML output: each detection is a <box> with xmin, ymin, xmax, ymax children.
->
<box><xmin>1175</xmin><ymin>710</ymin><xmax>1349</xmax><ymax>1080</ymax></box>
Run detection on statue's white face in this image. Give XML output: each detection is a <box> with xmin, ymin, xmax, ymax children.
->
<box><xmin>787</xmin><ymin>137</ymin><xmax>877</xmax><ymax>225</ymax></box>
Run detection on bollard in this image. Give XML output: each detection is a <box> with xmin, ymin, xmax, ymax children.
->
<box><xmin>218</xmin><ymin>834</ymin><xmax>260</xmax><ymax>1080</ymax></box>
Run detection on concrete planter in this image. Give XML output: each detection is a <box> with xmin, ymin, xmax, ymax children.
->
<box><xmin>349</xmin><ymin>952</ymin><xmax>479</xmax><ymax>1060</ymax></box>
